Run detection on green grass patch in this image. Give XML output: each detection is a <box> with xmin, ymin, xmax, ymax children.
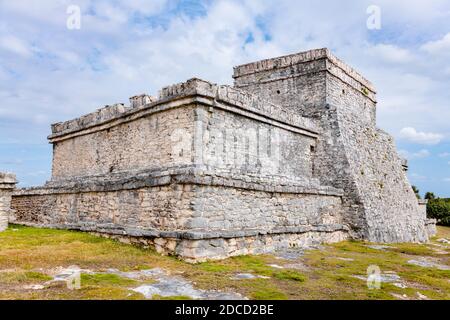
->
<box><xmin>80</xmin><ymin>273</ymin><xmax>137</xmax><ymax>287</ymax></box>
<box><xmin>152</xmin><ymin>294</ymin><xmax>193</xmax><ymax>300</ymax></box>
<box><xmin>272</xmin><ymin>270</ymin><xmax>305</xmax><ymax>282</ymax></box>
<box><xmin>0</xmin><ymin>270</ymin><xmax>52</xmax><ymax>284</ymax></box>
<box><xmin>251</xmin><ymin>289</ymin><xmax>288</xmax><ymax>300</ymax></box>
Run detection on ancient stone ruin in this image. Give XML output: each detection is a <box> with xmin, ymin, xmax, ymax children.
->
<box><xmin>9</xmin><ymin>48</ymin><xmax>436</xmax><ymax>262</ymax></box>
<box><xmin>0</xmin><ymin>173</ymin><xmax>17</xmax><ymax>232</ymax></box>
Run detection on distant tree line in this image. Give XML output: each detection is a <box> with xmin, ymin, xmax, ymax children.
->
<box><xmin>412</xmin><ymin>186</ymin><xmax>450</xmax><ymax>226</ymax></box>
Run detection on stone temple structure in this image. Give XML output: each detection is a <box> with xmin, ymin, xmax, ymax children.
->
<box><xmin>10</xmin><ymin>48</ymin><xmax>436</xmax><ymax>262</ymax></box>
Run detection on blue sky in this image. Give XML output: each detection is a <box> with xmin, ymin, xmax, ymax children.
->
<box><xmin>0</xmin><ymin>0</ymin><xmax>449</xmax><ymax>197</ymax></box>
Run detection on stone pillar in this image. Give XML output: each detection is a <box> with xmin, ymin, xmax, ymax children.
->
<box><xmin>419</xmin><ymin>199</ymin><xmax>437</xmax><ymax>237</ymax></box>
<box><xmin>0</xmin><ymin>173</ymin><xmax>17</xmax><ymax>231</ymax></box>
<box><xmin>417</xmin><ymin>199</ymin><xmax>428</xmax><ymax>216</ymax></box>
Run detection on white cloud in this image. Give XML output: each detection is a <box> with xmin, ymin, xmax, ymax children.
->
<box><xmin>410</xmin><ymin>172</ymin><xmax>427</xmax><ymax>181</ymax></box>
<box><xmin>399</xmin><ymin>149</ymin><xmax>431</xmax><ymax>160</ymax></box>
<box><xmin>0</xmin><ymin>35</ymin><xmax>30</xmax><ymax>56</ymax></box>
<box><xmin>444</xmin><ymin>178</ymin><xmax>450</xmax><ymax>182</ymax></box>
<box><xmin>439</xmin><ymin>152</ymin><xmax>450</xmax><ymax>157</ymax></box>
<box><xmin>421</xmin><ymin>32</ymin><xmax>450</xmax><ymax>54</ymax></box>
<box><xmin>399</xmin><ymin>127</ymin><xmax>444</xmax><ymax>145</ymax></box>
<box><xmin>368</xmin><ymin>44</ymin><xmax>415</xmax><ymax>64</ymax></box>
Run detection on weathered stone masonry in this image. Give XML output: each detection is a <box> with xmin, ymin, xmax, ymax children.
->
<box><xmin>0</xmin><ymin>173</ymin><xmax>17</xmax><ymax>232</ymax></box>
<box><xmin>10</xmin><ymin>48</ymin><xmax>435</xmax><ymax>261</ymax></box>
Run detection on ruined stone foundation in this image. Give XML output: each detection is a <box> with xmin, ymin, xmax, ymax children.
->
<box><xmin>11</xmin><ymin>48</ymin><xmax>434</xmax><ymax>262</ymax></box>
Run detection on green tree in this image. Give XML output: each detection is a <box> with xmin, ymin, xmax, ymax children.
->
<box><xmin>424</xmin><ymin>192</ymin><xmax>436</xmax><ymax>200</ymax></box>
<box><xmin>412</xmin><ymin>185</ymin><xmax>421</xmax><ymax>199</ymax></box>
<box><xmin>427</xmin><ymin>198</ymin><xmax>450</xmax><ymax>226</ymax></box>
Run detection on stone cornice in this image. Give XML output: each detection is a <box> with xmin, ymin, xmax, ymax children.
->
<box><xmin>48</xmin><ymin>79</ymin><xmax>320</xmax><ymax>142</ymax></box>
<box><xmin>13</xmin><ymin>166</ymin><xmax>344</xmax><ymax>197</ymax></box>
<box><xmin>233</xmin><ymin>48</ymin><xmax>375</xmax><ymax>94</ymax></box>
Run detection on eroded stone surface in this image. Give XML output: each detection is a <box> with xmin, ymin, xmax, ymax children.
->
<box><xmin>407</xmin><ymin>258</ymin><xmax>450</xmax><ymax>271</ymax></box>
<box><xmin>128</xmin><ymin>269</ymin><xmax>246</xmax><ymax>300</ymax></box>
<box><xmin>366</xmin><ymin>245</ymin><xmax>391</xmax><ymax>251</ymax></box>
<box><xmin>0</xmin><ymin>172</ymin><xmax>17</xmax><ymax>232</ymax></box>
<box><xmin>230</xmin><ymin>273</ymin><xmax>270</xmax><ymax>280</ymax></box>
<box><xmin>353</xmin><ymin>271</ymin><xmax>406</xmax><ymax>288</ymax></box>
<box><xmin>42</xmin><ymin>267</ymin><xmax>246</xmax><ymax>300</ymax></box>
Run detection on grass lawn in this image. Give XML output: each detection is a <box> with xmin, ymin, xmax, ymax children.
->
<box><xmin>0</xmin><ymin>224</ymin><xmax>449</xmax><ymax>300</ymax></box>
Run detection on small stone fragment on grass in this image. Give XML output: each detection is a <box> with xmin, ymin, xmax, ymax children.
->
<box><xmin>230</xmin><ymin>273</ymin><xmax>271</xmax><ymax>280</ymax></box>
<box><xmin>106</xmin><ymin>268</ymin><xmax>165</xmax><ymax>280</ymax></box>
<box><xmin>366</xmin><ymin>245</ymin><xmax>391</xmax><ymax>250</ymax></box>
<box><xmin>131</xmin><ymin>268</ymin><xmax>245</xmax><ymax>300</ymax></box>
<box><xmin>353</xmin><ymin>271</ymin><xmax>406</xmax><ymax>288</ymax></box>
<box><xmin>335</xmin><ymin>257</ymin><xmax>354</xmax><ymax>261</ymax></box>
<box><xmin>416</xmin><ymin>292</ymin><xmax>430</xmax><ymax>300</ymax></box>
<box><xmin>407</xmin><ymin>258</ymin><xmax>450</xmax><ymax>271</ymax></box>
<box><xmin>436</xmin><ymin>238</ymin><xmax>450</xmax><ymax>244</ymax></box>
<box><xmin>231</xmin><ymin>273</ymin><xmax>256</xmax><ymax>279</ymax></box>
<box><xmin>283</xmin><ymin>263</ymin><xmax>309</xmax><ymax>271</ymax></box>
<box><xmin>273</xmin><ymin>248</ymin><xmax>305</xmax><ymax>260</ymax></box>
<box><xmin>431</xmin><ymin>248</ymin><xmax>448</xmax><ymax>255</ymax></box>
<box><xmin>267</xmin><ymin>264</ymin><xmax>284</xmax><ymax>269</ymax></box>
<box><xmin>391</xmin><ymin>293</ymin><xmax>409</xmax><ymax>300</ymax></box>
<box><xmin>23</xmin><ymin>284</ymin><xmax>45</xmax><ymax>290</ymax></box>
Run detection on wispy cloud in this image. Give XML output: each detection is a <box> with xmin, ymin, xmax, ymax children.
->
<box><xmin>0</xmin><ymin>35</ymin><xmax>31</xmax><ymax>57</ymax></box>
<box><xmin>399</xmin><ymin>149</ymin><xmax>431</xmax><ymax>160</ymax></box>
<box><xmin>410</xmin><ymin>172</ymin><xmax>427</xmax><ymax>181</ymax></box>
<box><xmin>399</xmin><ymin>127</ymin><xmax>444</xmax><ymax>145</ymax></box>
<box><xmin>421</xmin><ymin>32</ymin><xmax>450</xmax><ymax>54</ymax></box>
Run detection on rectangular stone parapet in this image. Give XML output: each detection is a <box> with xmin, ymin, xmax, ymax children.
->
<box><xmin>48</xmin><ymin>78</ymin><xmax>319</xmax><ymax>141</ymax></box>
<box><xmin>233</xmin><ymin>48</ymin><xmax>376</xmax><ymax>101</ymax></box>
<box><xmin>0</xmin><ymin>172</ymin><xmax>17</xmax><ymax>231</ymax></box>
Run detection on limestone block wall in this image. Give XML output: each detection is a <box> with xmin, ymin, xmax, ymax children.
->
<box><xmin>233</xmin><ymin>48</ymin><xmax>429</xmax><ymax>243</ymax></box>
<box><xmin>12</xmin><ymin>176</ymin><xmax>347</xmax><ymax>262</ymax></box>
<box><xmin>12</xmin><ymin>184</ymin><xmax>194</xmax><ymax>231</ymax></box>
<box><xmin>11</xmin><ymin>77</ymin><xmax>347</xmax><ymax>261</ymax></box>
<box><xmin>0</xmin><ymin>173</ymin><xmax>17</xmax><ymax>231</ymax></box>
<box><xmin>50</xmin><ymin>105</ymin><xmax>197</xmax><ymax>180</ymax></box>
<box><xmin>199</xmin><ymin>106</ymin><xmax>317</xmax><ymax>182</ymax></box>
<box><xmin>12</xmin><ymin>181</ymin><xmax>344</xmax><ymax>234</ymax></box>
<box><xmin>326</xmin><ymin>72</ymin><xmax>427</xmax><ymax>242</ymax></box>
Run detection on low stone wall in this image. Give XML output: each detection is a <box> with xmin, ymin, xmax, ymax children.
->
<box><xmin>11</xmin><ymin>169</ymin><xmax>347</xmax><ymax>261</ymax></box>
<box><xmin>0</xmin><ymin>173</ymin><xmax>17</xmax><ymax>231</ymax></box>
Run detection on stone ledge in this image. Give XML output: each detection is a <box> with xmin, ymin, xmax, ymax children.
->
<box><xmin>12</xmin><ymin>166</ymin><xmax>344</xmax><ymax>197</ymax></box>
<box><xmin>11</xmin><ymin>220</ymin><xmax>349</xmax><ymax>240</ymax></box>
